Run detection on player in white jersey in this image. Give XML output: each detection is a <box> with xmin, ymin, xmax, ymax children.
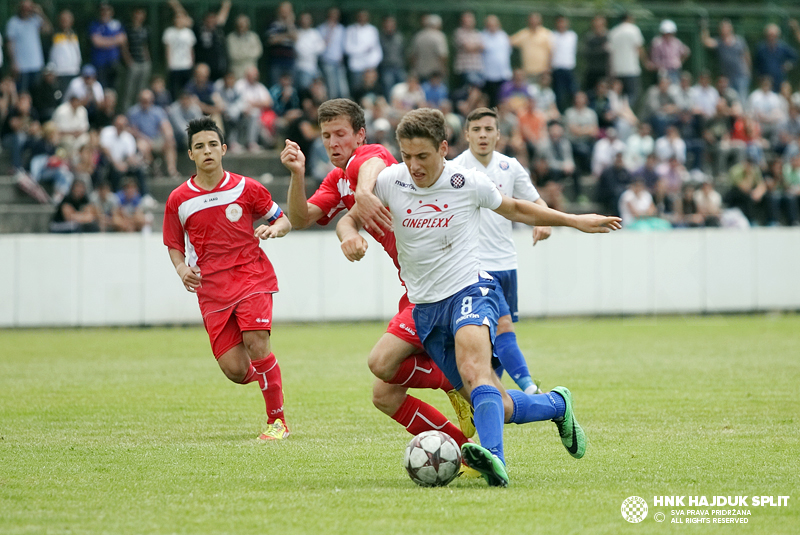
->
<box><xmin>338</xmin><ymin>109</ymin><xmax>621</xmax><ymax>486</ymax></box>
<box><xmin>453</xmin><ymin>107</ymin><xmax>548</xmax><ymax>395</ymax></box>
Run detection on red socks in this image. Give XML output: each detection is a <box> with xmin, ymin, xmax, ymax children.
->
<box><xmin>387</xmin><ymin>354</ymin><xmax>454</xmax><ymax>391</ymax></box>
<box><xmin>391</xmin><ymin>395</ymin><xmax>468</xmax><ymax>447</ymax></box>
<box><xmin>249</xmin><ymin>353</ymin><xmax>285</xmax><ymax>424</ymax></box>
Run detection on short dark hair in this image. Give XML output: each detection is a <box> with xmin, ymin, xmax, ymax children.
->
<box><xmin>186</xmin><ymin>116</ymin><xmax>224</xmax><ymax>147</ymax></box>
<box><xmin>396</xmin><ymin>108</ymin><xmax>446</xmax><ymax>146</ymax></box>
<box><xmin>318</xmin><ymin>98</ymin><xmax>365</xmax><ymax>133</ymax></box>
<box><xmin>465</xmin><ymin>107</ymin><xmax>498</xmax><ymax>128</ymax></box>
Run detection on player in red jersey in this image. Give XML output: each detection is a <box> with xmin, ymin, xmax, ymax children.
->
<box><xmin>283</xmin><ymin>98</ymin><xmax>476</xmax><ymax>454</ymax></box>
<box><xmin>163</xmin><ymin>117</ymin><xmax>293</xmax><ymax>441</ymax></box>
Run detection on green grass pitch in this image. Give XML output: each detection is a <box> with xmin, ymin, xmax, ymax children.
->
<box><xmin>1</xmin><ymin>315</ymin><xmax>798</xmax><ymax>534</ymax></box>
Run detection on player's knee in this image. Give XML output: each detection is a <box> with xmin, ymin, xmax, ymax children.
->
<box><xmin>220</xmin><ymin>360</ymin><xmax>249</xmax><ymax>383</ymax></box>
<box><xmin>497</xmin><ymin>315</ymin><xmax>514</xmax><ymax>335</ymax></box>
<box><xmin>372</xmin><ymin>382</ymin><xmax>405</xmax><ymax>415</ymax></box>
<box><xmin>243</xmin><ymin>338</ymin><xmax>269</xmax><ymax>361</ymax></box>
<box><xmin>367</xmin><ymin>350</ymin><xmax>394</xmax><ymax>381</ymax></box>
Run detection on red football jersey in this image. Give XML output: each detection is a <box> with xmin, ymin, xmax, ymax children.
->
<box><xmin>308</xmin><ymin>144</ymin><xmax>400</xmax><ymax>269</ymax></box>
<box><xmin>163</xmin><ymin>171</ymin><xmax>283</xmax><ymax>312</ymax></box>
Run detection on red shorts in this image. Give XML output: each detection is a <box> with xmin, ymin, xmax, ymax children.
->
<box><xmin>202</xmin><ymin>292</ymin><xmax>274</xmax><ymax>358</ymax></box>
<box><xmin>386</xmin><ymin>298</ymin><xmax>424</xmax><ymax>350</ymax></box>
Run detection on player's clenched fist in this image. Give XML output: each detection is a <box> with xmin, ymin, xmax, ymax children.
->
<box><xmin>341</xmin><ymin>234</ymin><xmax>368</xmax><ymax>262</ymax></box>
<box><xmin>280</xmin><ymin>140</ymin><xmax>305</xmax><ymax>175</ymax></box>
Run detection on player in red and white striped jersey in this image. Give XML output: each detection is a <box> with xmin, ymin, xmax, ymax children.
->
<box><xmin>282</xmin><ymin>99</ymin><xmax>476</xmax><ymax>454</ymax></box>
<box><xmin>163</xmin><ymin>117</ymin><xmax>293</xmax><ymax>441</ymax></box>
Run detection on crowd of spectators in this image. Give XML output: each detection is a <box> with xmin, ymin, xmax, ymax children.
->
<box><xmin>2</xmin><ymin>1</ymin><xmax>800</xmax><ymax>233</ymax></box>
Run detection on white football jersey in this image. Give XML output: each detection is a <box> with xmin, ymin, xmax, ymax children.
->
<box><xmin>453</xmin><ymin>150</ymin><xmax>540</xmax><ymax>271</ymax></box>
<box><xmin>374</xmin><ymin>160</ymin><xmax>503</xmax><ymax>304</ymax></box>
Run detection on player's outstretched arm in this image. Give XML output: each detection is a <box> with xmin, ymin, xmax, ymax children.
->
<box><xmin>336</xmin><ymin>213</ymin><xmax>369</xmax><ymax>262</ymax></box>
<box><xmin>493</xmin><ymin>196</ymin><xmax>622</xmax><ymax>233</ymax></box>
<box><xmin>168</xmin><ymin>248</ymin><xmax>201</xmax><ymax>293</ymax></box>
<box><xmin>283</xmin><ymin>140</ymin><xmax>324</xmax><ymax>229</ymax></box>
<box><xmin>354</xmin><ymin>158</ymin><xmax>392</xmax><ymax>237</ymax></box>
<box><xmin>254</xmin><ymin>213</ymin><xmax>292</xmax><ymax>240</ymax></box>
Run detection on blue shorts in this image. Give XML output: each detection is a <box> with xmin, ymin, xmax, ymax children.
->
<box><xmin>487</xmin><ymin>269</ymin><xmax>518</xmax><ymax>322</ymax></box>
<box><xmin>412</xmin><ymin>278</ymin><xmax>500</xmax><ymax>391</ymax></box>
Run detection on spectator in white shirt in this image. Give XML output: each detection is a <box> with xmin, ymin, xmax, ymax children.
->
<box><xmin>49</xmin><ymin>10</ymin><xmax>81</xmax><ymax>93</ymax></box>
<box><xmin>294</xmin><ymin>13</ymin><xmax>325</xmax><ymax>91</ymax></box>
<box><xmin>608</xmin><ymin>12</ymin><xmax>646</xmax><ymax>106</ymax></box>
<box><xmin>51</xmin><ymin>94</ymin><xmax>88</xmax><ymax>151</ymax></box>
<box><xmin>317</xmin><ymin>8</ymin><xmax>348</xmax><ymax>99</ymax></box>
<box><xmin>592</xmin><ymin>127</ymin><xmax>627</xmax><ymax>177</ymax></box>
<box><xmin>747</xmin><ymin>75</ymin><xmax>786</xmax><ymax>139</ymax></box>
<box><xmin>688</xmin><ymin>70</ymin><xmax>720</xmax><ymax>120</ymax></box>
<box><xmin>64</xmin><ymin>65</ymin><xmax>104</xmax><ymax>113</ymax></box>
<box><xmin>551</xmin><ymin>15</ymin><xmax>578</xmax><ymax>113</ymax></box>
<box><xmin>162</xmin><ymin>10</ymin><xmax>196</xmax><ymax>101</ymax></box>
<box><xmin>98</xmin><ymin>114</ymin><xmax>147</xmax><ymax>193</ymax></box>
<box><xmin>344</xmin><ymin>11</ymin><xmax>382</xmax><ymax>94</ymax></box>
<box><xmin>480</xmin><ymin>15</ymin><xmax>512</xmax><ymax>108</ymax></box>
<box><xmin>624</xmin><ymin>122</ymin><xmax>655</xmax><ymax>171</ymax></box>
<box><xmin>654</xmin><ymin>125</ymin><xmax>687</xmax><ymax>163</ymax></box>
<box><xmin>233</xmin><ymin>66</ymin><xmax>274</xmax><ymax>152</ymax></box>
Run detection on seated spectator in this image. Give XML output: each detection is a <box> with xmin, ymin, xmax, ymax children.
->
<box><xmin>168</xmin><ymin>92</ymin><xmax>203</xmax><ymax>150</ymax></box>
<box><xmin>652</xmin><ymin>173</ymin><xmax>683</xmax><ymax>226</ymax></box>
<box><xmin>51</xmin><ymin>95</ymin><xmax>89</xmax><ymax>152</ymax></box>
<box><xmin>595</xmin><ymin>150</ymin><xmax>632</xmax><ymax>216</ymax></box>
<box><xmin>530</xmin><ymin>156</ymin><xmax>565</xmax><ymax>212</ymax></box>
<box><xmin>607</xmin><ymin>77</ymin><xmax>639</xmax><ymax>139</ymax></box>
<box><xmin>127</xmin><ymin>89</ymin><xmax>179</xmax><ymax>178</ymax></box>
<box><xmin>689</xmin><ymin>70</ymin><xmax>720</xmax><ymax>123</ymax></box>
<box><xmin>50</xmin><ymin>179</ymin><xmax>100</xmax><ymax>233</ymax></box>
<box><xmin>237</xmin><ymin>66</ymin><xmax>276</xmax><ymax>151</ymax></box>
<box><xmin>676</xmin><ymin>110</ymin><xmax>705</xmax><ymax>171</ymax></box>
<box><xmin>672</xmin><ymin>71</ymin><xmax>694</xmax><ymax>114</ymax></box>
<box><xmin>64</xmin><ymin>65</ymin><xmax>104</xmax><ymax>115</ymax></box>
<box><xmin>98</xmin><ymin>114</ymin><xmax>148</xmax><ymax>194</ymax></box>
<box><xmin>518</xmin><ymin>95</ymin><xmax>547</xmax><ymax>167</ymax></box>
<box><xmin>268</xmin><ymin>72</ymin><xmax>300</xmax><ymax>117</ymax></box>
<box><xmin>704</xmin><ymin>98</ymin><xmax>745</xmax><ymax>179</ymax></box>
<box><xmin>781</xmin><ymin>153</ymin><xmax>800</xmax><ymax>225</ymax></box>
<box><xmin>530</xmin><ymin>71</ymin><xmax>560</xmax><ymax>121</ymax></box>
<box><xmin>184</xmin><ymin>63</ymin><xmax>219</xmax><ymax>117</ymax></box>
<box><xmin>150</xmin><ymin>75</ymin><xmax>172</xmax><ymax>108</ymax></box>
<box><xmin>643</xmin><ymin>76</ymin><xmax>680</xmax><ymax>137</ymax></box>
<box><xmin>89</xmin><ymin>88</ymin><xmax>118</xmax><ymax>130</ymax></box>
<box><xmin>116</xmin><ymin>177</ymin><xmax>147</xmax><ymax>232</ymax></box>
<box><xmin>619</xmin><ymin>176</ymin><xmax>658</xmax><ymax>228</ymax></box>
<box><xmin>636</xmin><ymin>152</ymin><xmax>661</xmax><ymax>192</ymax></box>
<box><xmin>655</xmin><ymin>125</ymin><xmax>687</xmax><ymax>164</ymax></box>
<box><xmin>214</xmin><ymin>71</ymin><xmax>245</xmax><ymax>153</ymax></box>
<box><xmin>730</xmin><ymin>115</ymin><xmax>768</xmax><ymax>167</ymax></box>
<box><xmin>764</xmin><ymin>157</ymin><xmax>797</xmax><ymax>225</ymax></box>
<box><xmin>656</xmin><ymin>154</ymin><xmax>689</xmax><ymax>200</ymax></box>
<box><xmin>716</xmin><ymin>76</ymin><xmax>743</xmax><ymax>116</ymax></box>
<box><xmin>30</xmin><ymin>64</ymin><xmax>61</xmax><ymax>122</ymax></box>
<box><xmin>537</xmin><ymin>121</ymin><xmax>577</xmax><ymax>198</ymax></box>
<box><xmin>748</xmin><ymin>76</ymin><xmax>786</xmax><ymax>140</ymax></box>
<box><xmin>24</xmin><ymin>120</ymin><xmax>73</xmax><ymax>204</ymax></box>
<box><xmin>693</xmin><ymin>179</ymin><xmax>723</xmax><ymax>227</ymax></box>
<box><xmin>72</xmin><ymin>130</ymin><xmax>103</xmax><ymax>187</ymax></box>
<box><xmin>624</xmin><ymin>123</ymin><xmax>654</xmax><ymax>171</ymax></box>
<box><xmin>591</xmin><ymin>127</ymin><xmax>626</xmax><ymax>177</ymax></box>
<box><xmin>563</xmin><ymin>91</ymin><xmax>598</xmax><ymax>184</ymax></box>
<box><xmin>725</xmin><ymin>155</ymin><xmax>768</xmax><ymax>225</ymax></box>
<box><xmin>498</xmin><ymin>68</ymin><xmax>532</xmax><ymax>113</ymax></box>
<box><xmin>352</xmin><ymin>69</ymin><xmax>382</xmax><ymax>107</ymax></box>
<box><xmin>1</xmin><ymin>92</ymin><xmax>39</xmax><ymax>170</ymax></box>
<box><xmin>588</xmin><ymin>78</ymin><xmax>615</xmax><ymax>131</ymax></box>
<box><xmin>390</xmin><ymin>75</ymin><xmax>427</xmax><ymax>112</ymax></box>
<box><xmin>421</xmin><ymin>72</ymin><xmax>449</xmax><ymax>109</ymax></box>
<box><xmin>90</xmin><ymin>180</ymin><xmax>124</xmax><ymax>232</ymax></box>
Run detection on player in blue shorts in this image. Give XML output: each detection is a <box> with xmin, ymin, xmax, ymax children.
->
<box><xmin>337</xmin><ymin>108</ymin><xmax>621</xmax><ymax>486</ymax></box>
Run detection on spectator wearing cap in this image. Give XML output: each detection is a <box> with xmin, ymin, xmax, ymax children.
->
<box><xmin>5</xmin><ymin>0</ymin><xmax>53</xmax><ymax>93</ymax></box>
<box><xmin>64</xmin><ymin>65</ymin><xmax>104</xmax><ymax>115</ymax></box>
<box><xmin>755</xmin><ymin>24</ymin><xmax>798</xmax><ymax>93</ymax></box>
<box><xmin>49</xmin><ymin>9</ymin><xmax>81</xmax><ymax>94</ymax></box>
<box><xmin>650</xmin><ymin>20</ymin><xmax>690</xmax><ymax>85</ymax></box>
<box><xmin>89</xmin><ymin>3</ymin><xmax>126</xmax><ymax>90</ymax></box>
<box><xmin>30</xmin><ymin>64</ymin><xmax>62</xmax><ymax>122</ymax></box>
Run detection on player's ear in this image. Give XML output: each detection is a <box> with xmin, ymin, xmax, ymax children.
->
<box><xmin>221</xmin><ymin>143</ymin><xmax>227</xmax><ymax>156</ymax></box>
<box><xmin>439</xmin><ymin>140</ymin><xmax>448</xmax><ymax>157</ymax></box>
<box><xmin>356</xmin><ymin>127</ymin><xmax>366</xmax><ymax>144</ymax></box>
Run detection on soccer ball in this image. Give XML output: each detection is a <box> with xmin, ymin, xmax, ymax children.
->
<box><xmin>403</xmin><ymin>430</ymin><xmax>461</xmax><ymax>487</ymax></box>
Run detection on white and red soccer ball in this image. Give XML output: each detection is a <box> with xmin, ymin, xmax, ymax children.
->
<box><xmin>403</xmin><ymin>430</ymin><xmax>461</xmax><ymax>487</ymax></box>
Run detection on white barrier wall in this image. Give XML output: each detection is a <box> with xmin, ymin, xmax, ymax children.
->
<box><xmin>1</xmin><ymin>228</ymin><xmax>799</xmax><ymax>327</ymax></box>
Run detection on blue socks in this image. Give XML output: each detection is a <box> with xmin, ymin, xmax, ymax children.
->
<box><xmin>507</xmin><ymin>390</ymin><xmax>566</xmax><ymax>424</ymax></box>
<box><xmin>470</xmin><ymin>385</ymin><xmax>505</xmax><ymax>463</ymax></box>
<box><xmin>495</xmin><ymin>332</ymin><xmax>535</xmax><ymax>392</ymax></box>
